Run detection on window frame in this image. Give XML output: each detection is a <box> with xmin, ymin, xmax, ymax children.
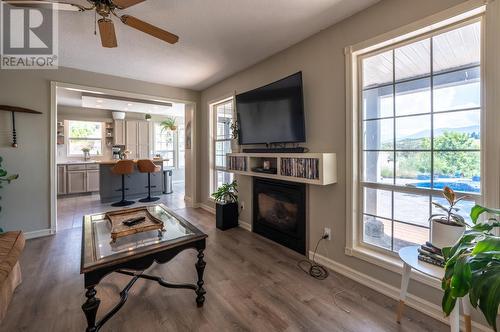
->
<box><xmin>357</xmin><ymin>19</ymin><xmax>482</xmax><ymax>255</ymax></box>
<box><xmin>67</xmin><ymin>120</ymin><xmax>104</xmax><ymax>157</ymax></box>
<box><xmin>210</xmin><ymin>97</ymin><xmax>234</xmax><ymax>194</ymax></box>
<box><xmin>345</xmin><ymin>7</ymin><xmax>494</xmax><ymax>286</ymax></box>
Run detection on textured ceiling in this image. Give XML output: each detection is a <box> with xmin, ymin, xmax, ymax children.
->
<box><xmin>57</xmin><ymin>0</ymin><xmax>380</xmax><ymax>90</ymax></box>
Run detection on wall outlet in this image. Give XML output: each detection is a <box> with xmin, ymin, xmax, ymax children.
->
<box><xmin>323</xmin><ymin>228</ymin><xmax>331</xmax><ymax>240</ymax></box>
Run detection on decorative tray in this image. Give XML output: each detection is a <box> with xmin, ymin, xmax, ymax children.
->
<box><xmin>106</xmin><ymin>207</ymin><xmax>165</xmax><ymax>243</ymax></box>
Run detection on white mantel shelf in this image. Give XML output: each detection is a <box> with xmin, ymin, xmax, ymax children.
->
<box><xmin>225</xmin><ymin>152</ymin><xmax>337</xmax><ymax>185</ymax></box>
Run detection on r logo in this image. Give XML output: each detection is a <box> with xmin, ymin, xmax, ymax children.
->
<box><xmin>1</xmin><ymin>3</ymin><xmax>54</xmax><ymax>55</ymax></box>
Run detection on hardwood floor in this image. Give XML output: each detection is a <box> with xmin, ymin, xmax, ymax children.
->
<box><xmin>1</xmin><ymin>196</ymin><xmax>448</xmax><ymax>331</ymax></box>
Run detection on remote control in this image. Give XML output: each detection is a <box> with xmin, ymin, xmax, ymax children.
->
<box><xmin>122</xmin><ymin>216</ymin><xmax>146</xmax><ymax>227</ymax></box>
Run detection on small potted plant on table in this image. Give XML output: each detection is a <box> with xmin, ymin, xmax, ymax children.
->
<box><xmin>429</xmin><ymin>186</ymin><xmax>467</xmax><ymax>249</ymax></box>
<box><xmin>212</xmin><ymin>180</ymin><xmax>238</xmax><ymax>230</ymax></box>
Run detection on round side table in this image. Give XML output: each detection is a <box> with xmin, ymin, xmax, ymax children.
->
<box><xmin>398</xmin><ymin>246</ymin><xmax>472</xmax><ymax>332</ymax></box>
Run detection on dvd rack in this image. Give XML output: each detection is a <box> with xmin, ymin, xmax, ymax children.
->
<box><xmin>280</xmin><ymin>158</ymin><xmax>319</xmax><ymax>180</ymax></box>
<box><xmin>227</xmin><ymin>156</ymin><xmax>247</xmax><ymax>172</ymax></box>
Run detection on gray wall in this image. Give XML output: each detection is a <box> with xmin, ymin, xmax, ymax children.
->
<box><xmin>199</xmin><ymin>0</ymin><xmax>486</xmax><ymax>324</ymax></box>
<box><xmin>0</xmin><ymin>67</ymin><xmax>200</xmax><ymax>233</ymax></box>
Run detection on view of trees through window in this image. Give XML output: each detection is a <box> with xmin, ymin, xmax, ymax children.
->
<box><xmin>68</xmin><ymin>120</ymin><xmax>103</xmax><ymax>156</ymax></box>
<box><xmin>360</xmin><ymin>21</ymin><xmax>481</xmax><ymax>252</ymax></box>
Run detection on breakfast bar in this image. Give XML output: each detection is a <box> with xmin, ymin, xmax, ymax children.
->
<box><xmin>98</xmin><ymin>159</ymin><xmax>167</xmax><ymax>203</ymax></box>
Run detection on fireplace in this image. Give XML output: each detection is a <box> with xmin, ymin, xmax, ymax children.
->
<box><xmin>253</xmin><ymin>178</ymin><xmax>306</xmax><ymax>254</ymax></box>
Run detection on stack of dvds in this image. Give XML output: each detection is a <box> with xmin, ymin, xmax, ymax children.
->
<box><xmin>280</xmin><ymin>158</ymin><xmax>319</xmax><ymax>180</ymax></box>
<box><xmin>227</xmin><ymin>156</ymin><xmax>247</xmax><ymax>171</ymax></box>
<box><xmin>417</xmin><ymin>242</ymin><xmax>445</xmax><ymax>267</ymax></box>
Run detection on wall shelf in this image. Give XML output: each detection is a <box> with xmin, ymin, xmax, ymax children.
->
<box><xmin>226</xmin><ymin>152</ymin><xmax>337</xmax><ymax>185</ymax></box>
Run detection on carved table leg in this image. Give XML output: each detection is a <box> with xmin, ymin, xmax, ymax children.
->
<box><xmin>82</xmin><ymin>286</ymin><xmax>100</xmax><ymax>332</ymax></box>
<box><xmin>195</xmin><ymin>249</ymin><xmax>206</xmax><ymax>307</ymax></box>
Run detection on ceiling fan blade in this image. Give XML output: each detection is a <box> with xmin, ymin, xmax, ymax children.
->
<box><xmin>2</xmin><ymin>0</ymin><xmax>88</xmax><ymax>11</ymax></box>
<box><xmin>98</xmin><ymin>18</ymin><xmax>118</xmax><ymax>48</ymax></box>
<box><xmin>112</xmin><ymin>0</ymin><xmax>145</xmax><ymax>9</ymax></box>
<box><xmin>121</xmin><ymin>15</ymin><xmax>179</xmax><ymax>44</ymax></box>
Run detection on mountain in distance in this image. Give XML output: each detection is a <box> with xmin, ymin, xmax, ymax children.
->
<box><xmin>403</xmin><ymin>125</ymin><xmax>480</xmax><ymax>140</ymax></box>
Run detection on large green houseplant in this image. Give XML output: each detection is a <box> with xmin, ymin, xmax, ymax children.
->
<box><xmin>0</xmin><ymin>156</ymin><xmax>19</xmax><ymax>233</ymax></box>
<box><xmin>441</xmin><ymin>204</ymin><xmax>500</xmax><ymax>331</ymax></box>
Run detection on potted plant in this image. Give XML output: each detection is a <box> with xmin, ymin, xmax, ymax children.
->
<box><xmin>81</xmin><ymin>147</ymin><xmax>91</xmax><ymax>161</ymax></box>
<box><xmin>429</xmin><ymin>186</ymin><xmax>467</xmax><ymax>249</ymax></box>
<box><xmin>160</xmin><ymin>116</ymin><xmax>177</xmax><ymax>131</ymax></box>
<box><xmin>0</xmin><ymin>156</ymin><xmax>19</xmax><ymax>233</ymax></box>
<box><xmin>145</xmin><ymin>114</ymin><xmax>152</xmax><ymax>121</ymax></box>
<box><xmin>211</xmin><ymin>180</ymin><xmax>238</xmax><ymax>230</ymax></box>
<box><xmin>441</xmin><ymin>204</ymin><xmax>500</xmax><ymax>331</ymax></box>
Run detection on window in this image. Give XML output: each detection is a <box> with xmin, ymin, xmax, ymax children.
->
<box><xmin>154</xmin><ymin>122</ymin><xmax>176</xmax><ymax>167</ymax></box>
<box><xmin>358</xmin><ymin>20</ymin><xmax>482</xmax><ymax>253</ymax></box>
<box><xmin>212</xmin><ymin>98</ymin><xmax>234</xmax><ymax>191</ymax></box>
<box><xmin>68</xmin><ymin>120</ymin><xmax>103</xmax><ymax>156</ymax></box>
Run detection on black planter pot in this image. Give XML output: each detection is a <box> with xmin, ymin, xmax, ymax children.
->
<box><xmin>216</xmin><ymin>202</ymin><xmax>239</xmax><ymax>230</ymax></box>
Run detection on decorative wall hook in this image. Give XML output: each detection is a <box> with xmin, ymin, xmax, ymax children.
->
<box><xmin>0</xmin><ymin>105</ymin><xmax>42</xmax><ymax>148</ymax></box>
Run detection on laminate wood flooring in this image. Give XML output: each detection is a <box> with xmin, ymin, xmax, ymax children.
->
<box><xmin>1</xmin><ymin>199</ymin><xmax>448</xmax><ymax>331</ymax></box>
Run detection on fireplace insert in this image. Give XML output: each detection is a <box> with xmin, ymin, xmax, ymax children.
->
<box><xmin>253</xmin><ymin>178</ymin><xmax>306</xmax><ymax>254</ymax></box>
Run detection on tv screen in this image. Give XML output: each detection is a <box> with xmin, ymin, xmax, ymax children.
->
<box><xmin>236</xmin><ymin>72</ymin><xmax>305</xmax><ymax>145</ymax></box>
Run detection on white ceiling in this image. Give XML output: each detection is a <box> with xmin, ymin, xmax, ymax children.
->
<box><xmin>57</xmin><ymin>0</ymin><xmax>380</xmax><ymax>90</ymax></box>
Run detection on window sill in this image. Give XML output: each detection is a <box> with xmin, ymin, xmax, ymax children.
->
<box><xmin>345</xmin><ymin>245</ymin><xmax>441</xmax><ymax>289</ymax></box>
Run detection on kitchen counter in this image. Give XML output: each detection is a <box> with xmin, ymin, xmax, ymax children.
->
<box><xmin>97</xmin><ymin>159</ymin><xmax>168</xmax><ymax>165</ymax></box>
<box><xmin>57</xmin><ymin>160</ymin><xmax>99</xmax><ymax>165</ymax></box>
<box><xmin>98</xmin><ymin>160</ymin><xmax>168</xmax><ymax>203</ymax></box>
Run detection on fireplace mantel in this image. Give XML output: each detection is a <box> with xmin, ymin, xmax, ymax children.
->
<box><xmin>225</xmin><ymin>152</ymin><xmax>337</xmax><ymax>186</ymax></box>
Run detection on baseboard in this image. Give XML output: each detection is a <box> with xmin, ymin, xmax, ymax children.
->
<box><xmin>24</xmin><ymin>228</ymin><xmax>55</xmax><ymax>240</ymax></box>
<box><xmin>309</xmin><ymin>251</ymin><xmax>490</xmax><ymax>332</ymax></box>
<box><xmin>238</xmin><ymin>220</ymin><xmax>252</xmax><ymax>232</ymax></box>
<box><xmin>200</xmin><ymin>203</ymin><xmax>215</xmax><ymax>214</ymax></box>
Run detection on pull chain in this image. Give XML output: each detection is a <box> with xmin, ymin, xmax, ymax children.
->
<box><xmin>94</xmin><ymin>11</ymin><xmax>97</xmax><ymax>35</ymax></box>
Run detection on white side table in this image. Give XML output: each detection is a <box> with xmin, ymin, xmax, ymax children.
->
<box><xmin>398</xmin><ymin>246</ymin><xmax>472</xmax><ymax>332</ymax></box>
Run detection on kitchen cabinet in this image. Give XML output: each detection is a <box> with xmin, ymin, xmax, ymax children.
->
<box><xmin>114</xmin><ymin>120</ymin><xmax>125</xmax><ymax>145</ymax></box>
<box><xmin>61</xmin><ymin>163</ymin><xmax>100</xmax><ymax>194</ymax></box>
<box><xmin>67</xmin><ymin>170</ymin><xmax>87</xmax><ymax>194</ymax></box>
<box><xmin>86</xmin><ymin>170</ymin><xmax>100</xmax><ymax>192</ymax></box>
<box><xmin>57</xmin><ymin>165</ymin><xmax>66</xmax><ymax>195</ymax></box>
<box><xmin>125</xmin><ymin>120</ymin><xmax>151</xmax><ymax>159</ymax></box>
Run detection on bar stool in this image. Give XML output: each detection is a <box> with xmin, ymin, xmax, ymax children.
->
<box><xmin>137</xmin><ymin>159</ymin><xmax>161</xmax><ymax>203</ymax></box>
<box><xmin>111</xmin><ymin>160</ymin><xmax>135</xmax><ymax>207</ymax></box>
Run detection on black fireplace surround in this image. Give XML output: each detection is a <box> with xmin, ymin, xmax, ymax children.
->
<box><xmin>253</xmin><ymin>178</ymin><xmax>306</xmax><ymax>254</ymax></box>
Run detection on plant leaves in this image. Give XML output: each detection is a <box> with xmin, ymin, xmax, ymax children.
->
<box><xmin>442</xmin><ymin>288</ymin><xmax>457</xmax><ymax>316</ymax></box>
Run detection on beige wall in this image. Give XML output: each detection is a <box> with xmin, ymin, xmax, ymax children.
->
<box><xmin>199</xmin><ymin>0</ymin><xmax>486</xmax><ymax>324</ymax></box>
<box><xmin>0</xmin><ymin>67</ymin><xmax>200</xmax><ymax>234</ymax></box>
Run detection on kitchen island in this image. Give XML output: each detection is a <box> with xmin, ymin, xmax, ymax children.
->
<box><xmin>98</xmin><ymin>159</ymin><xmax>167</xmax><ymax>203</ymax></box>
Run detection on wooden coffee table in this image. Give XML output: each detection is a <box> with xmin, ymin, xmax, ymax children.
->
<box><xmin>80</xmin><ymin>204</ymin><xmax>208</xmax><ymax>332</ymax></box>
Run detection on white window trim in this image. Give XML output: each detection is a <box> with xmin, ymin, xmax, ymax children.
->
<box><xmin>66</xmin><ymin>120</ymin><xmax>104</xmax><ymax>157</ymax></box>
<box><xmin>345</xmin><ymin>0</ymin><xmax>500</xmax><ymax>285</ymax></box>
<box><xmin>208</xmin><ymin>95</ymin><xmax>234</xmax><ymax>198</ymax></box>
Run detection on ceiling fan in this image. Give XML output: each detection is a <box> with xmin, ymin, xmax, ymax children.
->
<box><xmin>2</xmin><ymin>0</ymin><xmax>179</xmax><ymax>48</ymax></box>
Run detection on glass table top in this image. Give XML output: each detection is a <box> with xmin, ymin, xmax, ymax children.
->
<box><xmin>81</xmin><ymin>204</ymin><xmax>206</xmax><ymax>272</ymax></box>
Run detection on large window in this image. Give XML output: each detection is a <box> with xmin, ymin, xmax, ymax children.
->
<box><xmin>359</xmin><ymin>20</ymin><xmax>481</xmax><ymax>253</ymax></box>
<box><xmin>212</xmin><ymin>98</ymin><xmax>234</xmax><ymax>191</ymax></box>
<box><xmin>67</xmin><ymin>120</ymin><xmax>103</xmax><ymax>156</ymax></box>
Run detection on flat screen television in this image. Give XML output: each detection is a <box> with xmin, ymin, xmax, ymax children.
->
<box><xmin>236</xmin><ymin>72</ymin><xmax>305</xmax><ymax>145</ymax></box>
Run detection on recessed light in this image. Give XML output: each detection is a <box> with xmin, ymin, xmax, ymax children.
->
<box><xmin>127</xmin><ymin>103</ymin><xmax>133</xmax><ymax>107</ymax></box>
<box><xmin>96</xmin><ymin>99</ymin><xmax>103</xmax><ymax>103</ymax></box>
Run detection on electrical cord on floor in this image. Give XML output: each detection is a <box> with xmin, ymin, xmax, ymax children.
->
<box><xmin>297</xmin><ymin>235</ymin><xmax>329</xmax><ymax>280</ymax></box>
